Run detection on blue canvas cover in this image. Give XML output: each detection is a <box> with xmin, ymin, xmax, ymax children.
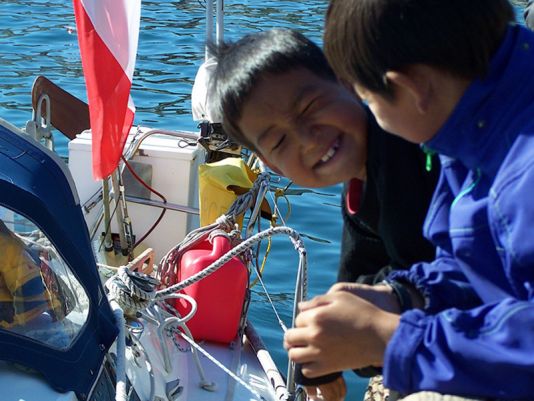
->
<box><xmin>0</xmin><ymin>119</ymin><xmax>118</xmax><ymax>398</ymax></box>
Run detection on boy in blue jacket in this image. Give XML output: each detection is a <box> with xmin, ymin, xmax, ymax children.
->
<box><xmin>284</xmin><ymin>0</ymin><xmax>534</xmax><ymax>399</ymax></box>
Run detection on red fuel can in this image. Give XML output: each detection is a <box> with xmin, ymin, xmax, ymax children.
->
<box><xmin>174</xmin><ymin>235</ymin><xmax>248</xmax><ymax>344</ymax></box>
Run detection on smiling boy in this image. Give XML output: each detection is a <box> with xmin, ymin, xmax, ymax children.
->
<box><xmin>238</xmin><ymin>66</ymin><xmax>366</xmax><ymax>187</ymax></box>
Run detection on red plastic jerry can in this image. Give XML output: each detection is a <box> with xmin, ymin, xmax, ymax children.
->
<box><xmin>174</xmin><ymin>234</ymin><xmax>248</xmax><ymax>344</ymax></box>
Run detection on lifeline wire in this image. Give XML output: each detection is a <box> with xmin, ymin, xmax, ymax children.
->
<box><xmin>253</xmin><ymin>264</ymin><xmax>288</xmax><ymax>333</ymax></box>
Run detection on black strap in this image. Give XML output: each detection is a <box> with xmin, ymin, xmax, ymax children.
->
<box><xmin>294</xmin><ymin>364</ymin><xmax>342</xmax><ymax>386</ymax></box>
<box><xmin>382</xmin><ymin>279</ymin><xmax>413</xmax><ymax>312</ymax></box>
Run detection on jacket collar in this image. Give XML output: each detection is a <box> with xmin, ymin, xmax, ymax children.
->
<box><xmin>426</xmin><ymin>25</ymin><xmax>534</xmax><ymax>176</ymax></box>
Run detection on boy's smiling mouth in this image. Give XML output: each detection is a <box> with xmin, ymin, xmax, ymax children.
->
<box><xmin>317</xmin><ymin>137</ymin><xmax>340</xmax><ymax>166</ymax></box>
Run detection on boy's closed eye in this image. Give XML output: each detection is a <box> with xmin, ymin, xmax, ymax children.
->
<box><xmin>271</xmin><ymin>134</ymin><xmax>286</xmax><ymax>152</ymax></box>
<box><xmin>300</xmin><ymin>96</ymin><xmax>320</xmax><ymax>116</ymax></box>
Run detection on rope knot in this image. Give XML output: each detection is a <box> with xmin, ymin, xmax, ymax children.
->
<box><xmin>106</xmin><ymin>267</ymin><xmax>160</xmax><ymax>317</ymax></box>
<box><xmin>215</xmin><ymin>214</ymin><xmax>235</xmax><ymax>231</ymax></box>
<box><xmin>207</xmin><ymin>229</ymin><xmax>231</xmax><ymax>243</ymax></box>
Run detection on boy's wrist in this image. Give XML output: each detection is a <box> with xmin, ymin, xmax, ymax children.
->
<box><xmin>381</xmin><ymin>279</ymin><xmax>424</xmax><ymax>312</ymax></box>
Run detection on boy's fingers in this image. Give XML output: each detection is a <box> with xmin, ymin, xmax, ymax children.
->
<box><xmin>305</xmin><ymin>386</ymin><xmax>319</xmax><ymax>399</ymax></box>
<box><xmin>327</xmin><ymin>282</ymin><xmax>358</xmax><ymax>294</ymax></box>
<box><xmin>328</xmin><ymin>281</ymin><xmax>371</xmax><ymax>294</ymax></box>
<box><xmin>284</xmin><ymin>327</ymin><xmax>311</xmax><ymax>349</ymax></box>
<box><xmin>298</xmin><ymin>294</ymin><xmax>332</xmax><ymax>312</ymax></box>
<box><xmin>287</xmin><ymin>345</ymin><xmax>320</xmax><ymax>364</ymax></box>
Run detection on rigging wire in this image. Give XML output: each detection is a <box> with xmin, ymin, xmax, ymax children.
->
<box><xmin>120</xmin><ymin>155</ymin><xmax>168</xmax><ymax>248</ymax></box>
<box><xmin>250</xmin><ymin>181</ymin><xmax>297</xmax><ymax>332</ymax></box>
<box><xmin>98</xmin><ymin>192</ymin><xmax>121</xmax><ymax>252</ymax></box>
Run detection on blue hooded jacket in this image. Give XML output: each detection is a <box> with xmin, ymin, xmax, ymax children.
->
<box><xmin>383</xmin><ymin>25</ymin><xmax>534</xmax><ymax>399</ymax></box>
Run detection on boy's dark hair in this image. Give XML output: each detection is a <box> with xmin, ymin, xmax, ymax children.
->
<box><xmin>209</xmin><ymin>28</ymin><xmax>336</xmax><ymax>152</ymax></box>
<box><xmin>324</xmin><ymin>0</ymin><xmax>515</xmax><ymax>98</ymax></box>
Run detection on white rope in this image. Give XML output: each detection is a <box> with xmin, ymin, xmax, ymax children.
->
<box><xmin>159</xmin><ymin>312</ymin><xmax>215</xmax><ymax>390</ymax></box>
<box><xmin>105</xmin><ymin>267</ymin><xmax>159</xmax><ymax>316</ymax></box>
<box><xmin>252</xmin><ymin>266</ymin><xmax>288</xmax><ymax>333</ymax></box>
<box><xmin>227</xmin><ymin>172</ymin><xmax>270</xmax><ymax>219</ymax></box>
<box><xmin>267</xmin><ymin>184</ymin><xmax>288</xmax><ymax>227</ymax></box>
<box><xmin>156</xmin><ymin>226</ymin><xmax>306</xmax><ymax>299</ymax></box>
<box><xmin>158</xmin><ymin>216</ymin><xmax>231</xmax><ymax>265</ymax></box>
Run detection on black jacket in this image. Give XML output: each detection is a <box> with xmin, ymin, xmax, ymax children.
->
<box><xmin>338</xmin><ymin>109</ymin><xmax>439</xmax><ymax>284</ymax></box>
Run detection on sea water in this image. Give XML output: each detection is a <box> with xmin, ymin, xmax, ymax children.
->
<box><xmin>0</xmin><ymin>1</ymin><xmax>529</xmax><ymax>400</ymax></box>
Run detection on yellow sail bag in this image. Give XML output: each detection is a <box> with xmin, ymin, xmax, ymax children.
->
<box><xmin>198</xmin><ymin>157</ymin><xmax>258</xmax><ymax>227</ymax></box>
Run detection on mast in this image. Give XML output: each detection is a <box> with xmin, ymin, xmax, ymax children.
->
<box><xmin>205</xmin><ymin>0</ymin><xmax>224</xmax><ymax>60</ymax></box>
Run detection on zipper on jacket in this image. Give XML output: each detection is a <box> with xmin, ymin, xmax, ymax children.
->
<box><xmin>451</xmin><ymin>168</ymin><xmax>482</xmax><ymax>208</ymax></box>
<box><xmin>421</xmin><ymin>144</ymin><xmax>436</xmax><ymax>172</ymax></box>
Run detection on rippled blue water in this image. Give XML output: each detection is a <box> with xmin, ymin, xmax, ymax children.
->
<box><xmin>0</xmin><ymin>1</ymin><xmax>528</xmax><ymax>399</ymax></box>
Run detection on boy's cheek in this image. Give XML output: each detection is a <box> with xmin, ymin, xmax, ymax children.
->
<box><xmin>268</xmin><ymin>164</ymin><xmax>283</xmax><ymax>175</ymax></box>
<box><xmin>257</xmin><ymin>154</ymin><xmax>284</xmax><ymax>175</ymax></box>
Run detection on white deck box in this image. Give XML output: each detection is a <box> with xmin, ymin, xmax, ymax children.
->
<box><xmin>68</xmin><ymin>128</ymin><xmax>203</xmax><ymax>261</ymax></box>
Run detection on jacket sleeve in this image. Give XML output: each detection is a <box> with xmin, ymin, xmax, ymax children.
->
<box><xmin>387</xmin><ymin>254</ymin><xmax>482</xmax><ymax>313</ymax></box>
<box><xmin>383</xmin><ymin>299</ymin><xmax>534</xmax><ymax>398</ymax></box>
<box><xmin>383</xmin><ymin>148</ymin><xmax>534</xmax><ymax>398</ymax></box>
<box><xmin>386</xmin><ymin>157</ymin><xmax>482</xmax><ymax>312</ymax></box>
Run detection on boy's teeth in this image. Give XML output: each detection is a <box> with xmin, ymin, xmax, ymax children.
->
<box><xmin>320</xmin><ymin>141</ymin><xmax>339</xmax><ymax>163</ymax></box>
<box><xmin>321</xmin><ymin>147</ymin><xmax>336</xmax><ymax>163</ymax></box>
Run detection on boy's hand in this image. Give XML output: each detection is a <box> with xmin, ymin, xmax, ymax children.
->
<box><xmin>327</xmin><ymin>281</ymin><xmax>401</xmax><ymax>314</ymax></box>
<box><xmin>305</xmin><ymin>375</ymin><xmax>347</xmax><ymax>401</ymax></box>
<box><xmin>284</xmin><ymin>290</ymin><xmax>400</xmax><ymax>377</ymax></box>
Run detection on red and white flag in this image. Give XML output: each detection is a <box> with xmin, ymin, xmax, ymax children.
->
<box><xmin>73</xmin><ymin>0</ymin><xmax>141</xmax><ymax>179</ymax></box>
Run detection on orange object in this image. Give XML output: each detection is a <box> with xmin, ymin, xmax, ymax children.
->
<box><xmin>175</xmin><ymin>235</ymin><xmax>248</xmax><ymax>344</ymax></box>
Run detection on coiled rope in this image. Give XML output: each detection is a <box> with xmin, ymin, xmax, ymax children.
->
<box><xmin>106</xmin><ymin>225</ymin><xmax>308</xmax><ymax>326</ymax></box>
<box><xmin>106</xmin><ymin>267</ymin><xmax>159</xmax><ymax>317</ymax></box>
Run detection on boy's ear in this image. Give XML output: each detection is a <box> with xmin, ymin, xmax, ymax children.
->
<box><xmin>257</xmin><ymin>153</ymin><xmax>283</xmax><ymax>175</ymax></box>
<box><xmin>385</xmin><ymin>67</ymin><xmax>432</xmax><ymax>114</ymax></box>
<box><xmin>338</xmin><ymin>78</ymin><xmax>361</xmax><ymax>100</ymax></box>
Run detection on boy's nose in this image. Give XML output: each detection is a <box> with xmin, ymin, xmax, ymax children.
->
<box><xmin>296</xmin><ymin>125</ymin><xmax>321</xmax><ymax>152</ymax></box>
